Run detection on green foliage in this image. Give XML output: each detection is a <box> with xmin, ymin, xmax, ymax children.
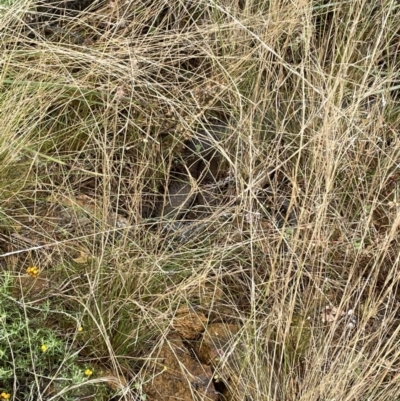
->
<box><xmin>0</xmin><ymin>273</ymin><xmax>110</xmax><ymax>401</ymax></box>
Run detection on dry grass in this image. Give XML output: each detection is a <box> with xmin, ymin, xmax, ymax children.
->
<box><xmin>1</xmin><ymin>0</ymin><xmax>400</xmax><ymax>400</ymax></box>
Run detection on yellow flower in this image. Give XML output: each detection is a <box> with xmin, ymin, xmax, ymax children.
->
<box><xmin>41</xmin><ymin>344</ymin><xmax>48</xmax><ymax>352</ymax></box>
<box><xmin>0</xmin><ymin>392</ymin><xmax>11</xmax><ymax>400</ymax></box>
<box><xmin>78</xmin><ymin>326</ymin><xmax>83</xmax><ymax>332</ymax></box>
<box><xmin>84</xmin><ymin>368</ymin><xmax>93</xmax><ymax>377</ymax></box>
<box><xmin>26</xmin><ymin>266</ymin><xmax>40</xmax><ymax>278</ymax></box>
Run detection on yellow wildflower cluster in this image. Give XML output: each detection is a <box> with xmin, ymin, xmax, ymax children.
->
<box><xmin>41</xmin><ymin>344</ymin><xmax>48</xmax><ymax>353</ymax></box>
<box><xmin>26</xmin><ymin>266</ymin><xmax>39</xmax><ymax>278</ymax></box>
<box><xmin>0</xmin><ymin>392</ymin><xmax>11</xmax><ymax>400</ymax></box>
<box><xmin>84</xmin><ymin>368</ymin><xmax>93</xmax><ymax>377</ymax></box>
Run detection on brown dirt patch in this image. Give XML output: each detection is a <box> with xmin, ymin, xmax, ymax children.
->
<box><xmin>144</xmin><ymin>333</ymin><xmax>218</xmax><ymax>401</ymax></box>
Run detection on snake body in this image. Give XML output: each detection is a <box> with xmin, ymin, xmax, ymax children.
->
<box><xmin>147</xmin><ymin>119</ymin><xmax>297</xmax><ymax>242</ymax></box>
<box><xmin>155</xmin><ymin>120</ymin><xmax>228</xmax><ymax>222</ymax></box>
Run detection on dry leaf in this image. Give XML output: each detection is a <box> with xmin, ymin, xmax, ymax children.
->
<box><xmin>73</xmin><ymin>250</ymin><xmax>91</xmax><ymax>264</ymax></box>
<box><xmin>321</xmin><ymin>305</ymin><xmax>345</xmax><ymax>323</ymax></box>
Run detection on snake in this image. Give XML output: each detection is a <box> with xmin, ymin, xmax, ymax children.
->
<box><xmin>155</xmin><ymin>120</ymin><xmax>228</xmax><ymax>221</ymax></box>
<box><xmin>146</xmin><ymin>119</ymin><xmax>297</xmax><ymax>242</ymax></box>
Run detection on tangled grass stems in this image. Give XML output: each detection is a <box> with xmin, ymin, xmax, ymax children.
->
<box><xmin>1</xmin><ymin>0</ymin><xmax>400</xmax><ymax>400</ymax></box>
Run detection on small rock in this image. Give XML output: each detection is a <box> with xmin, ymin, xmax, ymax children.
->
<box><xmin>143</xmin><ymin>334</ymin><xmax>218</xmax><ymax>401</ymax></box>
<box><xmin>172</xmin><ymin>306</ymin><xmax>208</xmax><ymax>339</ymax></box>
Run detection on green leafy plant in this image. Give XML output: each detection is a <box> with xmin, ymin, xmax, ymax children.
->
<box><xmin>0</xmin><ymin>273</ymin><xmax>109</xmax><ymax>401</ymax></box>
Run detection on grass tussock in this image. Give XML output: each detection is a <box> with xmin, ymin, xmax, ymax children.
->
<box><xmin>1</xmin><ymin>0</ymin><xmax>400</xmax><ymax>400</ymax></box>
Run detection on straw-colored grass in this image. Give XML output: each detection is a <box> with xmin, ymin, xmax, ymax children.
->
<box><xmin>1</xmin><ymin>0</ymin><xmax>400</xmax><ymax>400</ymax></box>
